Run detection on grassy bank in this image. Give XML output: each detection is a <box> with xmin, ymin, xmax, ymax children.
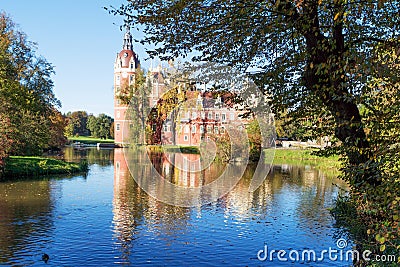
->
<box><xmin>68</xmin><ymin>136</ymin><xmax>114</xmax><ymax>144</ymax></box>
<box><xmin>272</xmin><ymin>148</ymin><xmax>341</xmax><ymax>173</ymax></box>
<box><xmin>2</xmin><ymin>156</ymin><xmax>88</xmax><ymax>179</ymax></box>
<box><xmin>144</xmin><ymin>146</ymin><xmax>340</xmax><ymax>170</ymax></box>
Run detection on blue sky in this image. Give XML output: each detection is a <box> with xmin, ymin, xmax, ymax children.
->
<box><xmin>1</xmin><ymin>0</ymin><xmax>150</xmax><ymax>117</ymax></box>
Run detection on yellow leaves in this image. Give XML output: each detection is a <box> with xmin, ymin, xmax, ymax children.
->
<box><xmin>310</xmin><ymin>62</ymin><xmax>314</xmax><ymax>69</ymax></box>
<box><xmin>334</xmin><ymin>12</ymin><xmax>340</xmax><ymax>21</ymax></box>
<box><xmin>375</xmin><ymin>234</ymin><xmax>387</xmax><ymax>247</ymax></box>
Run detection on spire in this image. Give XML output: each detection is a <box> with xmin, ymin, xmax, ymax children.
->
<box><xmin>123</xmin><ymin>26</ymin><xmax>133</xmax><ymax>50</ymax></box>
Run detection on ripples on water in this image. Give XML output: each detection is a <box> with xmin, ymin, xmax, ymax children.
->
<box><xmin>0</xmin><ymin>148</ymin><xmax>348</xmax><ymax>266</ymax></box>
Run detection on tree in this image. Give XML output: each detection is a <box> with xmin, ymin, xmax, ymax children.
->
<box><xmin>86</xmin><ymin>113</ymin><xmax>113</xmax><ymax>139</ymax></box>
<box><xmin>0</xmin><ymin>12</ymin><xmax>64</xmax><ymax>163</ymax></box>
<box><xmin>0</xmin><ymin>113</ymin><xmax>14</xmax><ymax>171</ymax></box>
<box><xmin>64</xmin><ymin>111</ymin><xmax>89</xmax><ymax>137</ymax></box>
<box><xmin>86</xmin><ymin>114</ymin><xmax>100</xmax><ymax>137</ymax></box>
<box><xmin>97</xmin><ymin>114</ymin><xmax>113</xmax><ymax>139</ymax></box>
<box><xmin>121</xmin><ymin>68</ymin><xmax>152</xmax><ymax>144</ymax></box>
<box><xmin>112</xmin><ymin>0</ymin><xmax>400</xmax><ymax>185</ymax></box>
<box><xmin>48</xmin><ymin>109</ymin><xmax>67</xmax><ymax>150</ymax></box>
<box><xmin>329</xmin><ymin>44</ymin><xmax>400</xmax><ymax>261</ymax></box>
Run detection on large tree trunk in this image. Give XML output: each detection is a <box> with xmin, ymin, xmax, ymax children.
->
<box><xmin>299</xmin><ymin>1</ymin><xmax>379</xmax><ymax>185</ymax></box>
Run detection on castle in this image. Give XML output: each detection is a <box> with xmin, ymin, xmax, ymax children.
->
<box><xmin>113</xmin><ymin>29</ymin><xmax>252</xmax><ymax>147</ymax></box>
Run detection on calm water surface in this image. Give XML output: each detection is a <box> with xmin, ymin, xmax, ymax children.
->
<box><xmin>0</xmin><ymin>148</ymin><xmax>350</xmax><ymax>266</ymax></box>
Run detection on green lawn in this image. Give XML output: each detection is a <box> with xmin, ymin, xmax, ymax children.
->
<box><xmin>68</xmin><ymin>136</ymin><xmax>114</xmax><ymax>144</ymax></box>
<box><xmin>271</xmin><ymin>148</ymin><xmax>341</xmax><ymax>174</ymax></box>
<box><xmin>3</xmin><ymin>156</ymin><xmax>88</xmax><ymax>179</ymax></box>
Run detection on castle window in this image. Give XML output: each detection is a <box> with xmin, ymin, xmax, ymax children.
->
<box><xmin>130</xmin><ymin>63</ymin><xmax>134</xmax><ymax>69</ymax></box>
<box><xmin>200</xmin><ymin>125</ymin><xmax>204</xmax><ymax>133</ymax></box>
<box><xmin>163</xmin><ymin>124</ymin><xmax>168</xmax><ymax>132</ymax></box>
<box><xmin>220</xmin><ymin>126</ymin><xmax>225</xmax><ymax>134</ymax></box>
<box><xmin>116</xmin><ymin>123</ymin><xmax>120</xmax><ymax>131</ymax></box>
<box><xmin>221</xmin><ymin>114</ymin><xmax>226</xmax><ymax>121</ymax></box>
<box><xmin>230</xmin><ymin>113</ymin><xmax>235</xmax><ymax>120</ymax></box>
<box><xmin>130</xmin><ymin>75</ymin><xmax>134</xmax><ymax>82</ymax></box>
<box><xmin>214</xmin><ymin>126</ymin><xmax>219</xmax><ymax>134</ymax></box>
<box><xmin>215</xmin><ymin>113</ymin><xmax>220</xmax><ymax>120</ymax></box>
<box><xmin>184</xmin><ymin>125</ymin><xmax>189</xmax><ymax>133</ymax></box>
<box><xmin>191</xmin><ymin>125</ymin><xmax>196</xmax><ymax>133</ymax></box>
<box><xmin>207</xmin><ymin>112</ymin><xmax>212</xmax><ymax>119</ymax></box>
<box><xmin>184</xmin><ymin>135</ymin><xmax>188</xmax><ymax>141</ymax></box>
<box><xmin>206</xmin><ymin>125</ymin><xmax>212</xmax><ymax>132</ymax></box>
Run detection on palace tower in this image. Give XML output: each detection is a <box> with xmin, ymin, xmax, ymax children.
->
<box><xmin>114</xmin><ymin>28</ymin><xmax>140</xmax><ymax>145</ymax></box>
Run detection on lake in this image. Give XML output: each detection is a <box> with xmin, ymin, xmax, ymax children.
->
<box><xmin>0</xmin><ymin>147</ymin><xmax>352</xmax><ymax>266</ymax></box>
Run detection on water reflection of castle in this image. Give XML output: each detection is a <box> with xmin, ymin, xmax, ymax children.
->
<box><xmin>110</xmin><ymin>147</ymin><xmax>344</xmax><ymax>263</ymax></box>
<box><xmin>112</xmin><ymin>147</ymin><xmax>342</xmax><ymax>229</ymax></box>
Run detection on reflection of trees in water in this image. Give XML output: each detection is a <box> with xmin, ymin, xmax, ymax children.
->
<box><xmin>112</xmin><ymin>149</ymin><xmax>345</xmax><ymax>263</ymax></box>
<box><xmin>220</xmin><ymin>164</ymin><xmax>273</xmax><ymax>218</ymax></box>
<box><xmin>268</xmin><ymin>165</ymin><xmax>346</xmax><ymax>238</ymax></box>
<box><xmin>63</xmin><ymin>147</ymin><xmax>114</xmax><ymax>166</ymax></box>
<box><xmin>295</xmin><ymin>167</ymin><xmax>345</xmax><ymax>230</ymax></box>
<box><xmin>219</xmin><ymin>164</ymin><xmax>344</xmax><ymax>225</ymax></box>
<box><xmin>0</xmin><ymin>180</ymin><xmax>54</xmax><ymax>264</ymax></box>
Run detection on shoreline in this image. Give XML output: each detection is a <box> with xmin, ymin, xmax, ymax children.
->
<box><xmin>1</xmin><ymin>156</ymin><xmax>88</xmax><ymax>180</ymax></box>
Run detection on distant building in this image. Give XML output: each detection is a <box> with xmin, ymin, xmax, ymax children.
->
<box><xmin>113</xmin><ymin>29</ymin><xmax>262</xmax><ymax>146</ymax></box>
<box><xmin>160</xmin><ymin>91</ymin><xmax>247</xmax><ymax>146</ymax></box>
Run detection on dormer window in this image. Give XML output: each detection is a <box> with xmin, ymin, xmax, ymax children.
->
<box><xmin>130</xmin><ymin>63</ymin><xmax>134</xmax><ymax>69</ymax></box>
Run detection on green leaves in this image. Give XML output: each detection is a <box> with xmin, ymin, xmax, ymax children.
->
<box><xmin>86</xmin><ymin>114</ymin><xmax>114</xmax><ymax>140</ymax></box>
<box><xmin>0</xmin><ymin>12</ymin><xmax>62</xmax><ymax>157</ymax></box>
